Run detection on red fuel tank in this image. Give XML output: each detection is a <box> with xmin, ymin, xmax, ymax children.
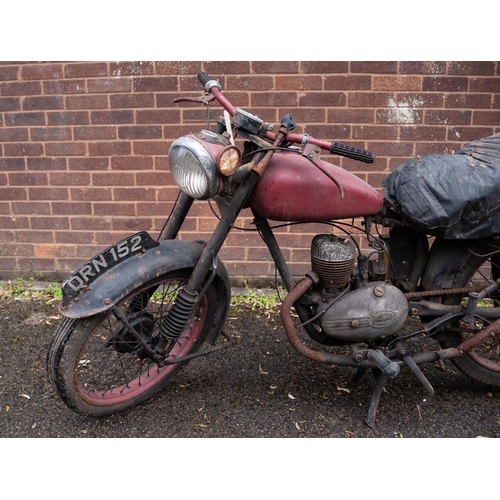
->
<box><xmin>249</xmin><ymin>151</ymin><xmax>383</xmax><ymax>221</ymax></box>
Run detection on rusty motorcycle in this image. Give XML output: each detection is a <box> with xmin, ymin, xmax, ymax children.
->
<box><xmin>46</xmin><ymin>72</ymin><xmax>500</xmax><ymax>426</ymax></box>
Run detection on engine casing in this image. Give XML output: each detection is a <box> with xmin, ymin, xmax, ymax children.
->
<box><xmin>319</xmin><ymin>282</ymin><xmax>408</xmax><ymax>342</ymax></box>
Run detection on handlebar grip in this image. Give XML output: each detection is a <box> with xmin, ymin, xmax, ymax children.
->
<box><xmin>197</xmin><ymin>72</ymin><xmax>211</xmax><ymax>86</ymax></box>
<box><xmin>330</xmin><ymin>141</ymin><xmax>376</xmax><ymax>164</ymax></box>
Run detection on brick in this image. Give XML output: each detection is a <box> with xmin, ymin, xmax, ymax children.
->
<box><xmin>155</xmin><ymin>61</ymin><xmax>200</xmax><ymax>75</ymax></box>
<box><xmin>470</xmin><ymin>77</ymin><xmax>500</xmax><ymax>93</ymax></box>
<box><xmin>400</xmin><ymin>126</ymin><xmax>447</xmax><ymax>141</ymax></box>
<box><xmin>0</xmin><ymin>186</ymin><xmax>28</xmax><ymax>201</ymax></box>
<box><xmin>0</xmin><ymin>174</ymin><xmax>6</xmax><ymax>186</ymax></box>
<box><xmin>110</xmin><ymin>61</ymin><xmax>155</xmax><ymax>76</ymax></box>
<box><xmin>30</xmin><ymin>217</ymin><xmax>70</xmax><ymax>230</ymax></box>
<box><xmin>376</xmin><ymin>107</ymin><xmax>423</xmax><ymax>125</ymax></box>
<box><xmin>74</xmin><ymin>125</ymin><xmax>117</xmax><ymax>141</ymax></box>
<box><xmin>0</xmin><ymin>97</ymin><xmax>20</xmax><ymax>111</ymax></box>
<box><xmin>0</xmin><ymin>65</ymin><xmax>19</xmax><ymax>80</ymax></box>
<box><xmin>328</xmin><ymin>108</ymin><xmax>375</xmax><ymax>124</ymax></box>
<box><xmin>52</xmin><ymin>202</ymin><xmax>92</xmax><ymax>215</ymax></box>
<box><xmin>300</xmin><ymin>62</ymin><xmax>349</xmax><ymax>74</ymax></box>
<box><xmin>227</xmin><ymin>76</ymin><xmax>274</xmax><ymax>91</ymax></box>
<box><xmin>111</xmin><ymin>156</ymin><xmax>153</xmax><ymax>170</ymax></box>
<box><xmin>92</xmin><ymin>172</ymin><xmax>135</xmax><ymax>186</ymax></box>
<box><xmin>88</xmin><ymin>141</ymin><xmax>132</xmax><ymax>156</ymax></box>
<box><xmin>0</xmin><ymin>216</ymin><xmax>29</xmax><ymax>229</ymax></box>
<box><xmin>4</xmin><ymin>143</ymin><xmax>44</xmax><ymax>156</ymax></box>
<box><xmin>351</xmin><ymin>62</ymin><xmax>398</xmax><ymax>74</ymax></box>
<box><xmin>65</xmin><ymin>94</ymin><xmax>109</xmax><ymax>110</ymax></box>
<box><xmin>445</xmin><ymin>93</ymin><xmax>492</xmax><ymax>109</ymax></box>
<box><xmin>118</xmin><ymin>126</ymin><xmax>162</xmax><ymax>140</ymax></box>
<box><xmin>114</xmin><ymin>187</ymin><xmax>156</xmax><ymax>201</ymax></box>
<box><xmin>373</xmin><ymin>76</ymin><xmax>421</xmax><ymax>91</ymax></box>
<box><xmin>110</xmin><ymin>93</ymin><xmax>155</xmax><ymax>108</ymax></box>
<box><xmin>299</xmin><ymin>92</ymin><xmax>346</xmax><ymax>107</ymax></box>
<box><xmin>91</xmin><ymin>110</ymin><xmax>134</xmax><ymax>124</ymax></box>
<box><xmin>87</xmin><ymin>78</ymin><xmax>132</xmax><ymax>93</ymax></box>
<box><xmin>326</xmin><ymin>75</ymin><xmax>372</xmax><ymax>90</ymax></box>
<box><xmin>48</xmin><ymin>111</ymin><xmax>89</xmax><ymax>126</ymax></box>
<box><xmin>49</xmin><ymin>172</ymin><xmax>90</xmax><ymax>185</ymax></box>
<box><xmin>11</xmin><ymin>201</ymin><xmax>51</xmax><ymax>215</ymax></box>
<box><xmin>45</xmin><ymin>142</ymin><xmax>87</xmax><ymax>156</ymax></box>
<box><xmin>423</xmin><ymin>76</ymin><xmax>469</xmax><ymax>92</ymax></box>
<box><xmin>43</xmin><ymin>80</ymin><xmax>86</xmax><ymax>94</ymax></box>
<box><xmin>27</xmin><ymin>157</ymin><xmax>67</xmax><ymax>171</ymax></box>
<box><xmin>71</xmin><ymin>217</ymin><xmax>113</xmax><ymax>231</ymax></box>
<box><xmin>133</xmin><ymin>76</ymin><xmax>178</xmax><ymax>92</ymax></box>
<box><xmin>136</xmin><ymin>109</ymin><xmax>181</xmax><ymax>124</ymax></box>
<box><xmin>449</xmin><ymin>62</ymin><xmax>495</xmax><ymax>75</ymax></box>
<box><xmin>0</xmin><ymin>158</ymin><xmax>26</xmax><ymax>171</ymax></box>
<box><xmin>93</xmin><ymin>203</ymin><xmax>136</xmax><ymax>216</ymax></box>
<box><xmin>5</xmin><ymin>111</ymin><xmax>45</xmax><ymax>126</ymax></box>
<box><xmin>304</xmin><ymin>124</ymin><xmax>351</xmax><ymax>140</ymax></box>
<box><xmin>205</xmin><ymin>62</ymin><xmax>251</xmax><ymax>74</ymax></box>
<box><xmin>70</xmin><ymin>187</ymin><xmax>112</xmax><ymax>201</ymax></box>
<box><xmin>23</xmin><ymin>95</ymin><xmax>64</xmax><ymax>110</ymax></box>
<box><xmin>69</xmin><ymin>157</ymin><xmax>109</xmax><ymax>171</ymax></box>
<box><xmin>447</xmin><ymin>127</ymin><xmax>494</xmax><ymax>142</ymax></box>
<box><xmin>30</xmin><ymin>126</ymin><xmax>72</xmax><ymax>142</ymax></box>
<box><xmin>352</xmin><ymin>125</ymin><xmax>398</xmax><ymax>140</ymax></box>
<box><xmin>28</xmin><ymin>187</ymin><xmax>68</xmax><ymax>200</ymax></box>
<box><xmin>400</xmin><ymin>61</ymin><xmax>446</xmax><ymax>74</ymax></box>
<box><xmin>64</xmin><ymin>62</ymin><xmax>108</xmax><ymax>78</ymax></box>
<box><xmin>21</xmin><ymin>64</ymin><xmax>63</xmax><ymax>80</ymax></box>
<box><xmin>275</xmin><ymin>76</ymin><xmax>323</xmax><ymax>91</ymax></box>
<box><xmin>473</xmin><ymin>110</ymin><xmax>500</xmax><ymax>125</ymax></box>
<box><xmin>9</xmin><ymin>172</ymin><xmax>47</xmax><ymax>186</ymax></box>
<box><xmin>0</xmin><ymin>127</ymin><xmax>29</xmax><ymax>142</ymax></box>
<box><xmin>0</xmin><ymin>81</ymin><xmax>41</xmax><ymax>95</ymax></box>
<box><xmin>252</xmin><ymin>62</ymin><xmax>299</xmax><ymax>74</ymax></box>
<box><xmin>425</xmin><ymin>110</ymin><xmax>472</xmax><ymax>125</ymax></box>
<box><xmin>133</xmin><ymin>141</ymin><xmax>170</xmax><ymax>156</ymax></box>
<box><xmin>55</xmin><ymin>231</ymin><xmax>93</xmax><ymax>244</ymax></box>
<box><xmin>250</xmin><ymin>91</ymin><xmax>297</xmax><ymax>107</ymax></box>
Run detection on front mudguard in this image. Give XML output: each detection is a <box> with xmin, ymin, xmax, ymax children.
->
<box><xmin>59</xmin><ymin>239</ymin><xmax>231</xmax><ymax>344</ymax></box>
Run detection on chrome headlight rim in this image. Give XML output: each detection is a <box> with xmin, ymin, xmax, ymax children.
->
<box><xmin>168</xmin><ymin>135</ymin><xmax>220</xmax><ymax>200</ymax></box>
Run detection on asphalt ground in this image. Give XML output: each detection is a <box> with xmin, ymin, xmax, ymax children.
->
<box><xmin>0</xmin><ymin>293</ymin><xmax>497</xmax><ymax>497</ymax></box>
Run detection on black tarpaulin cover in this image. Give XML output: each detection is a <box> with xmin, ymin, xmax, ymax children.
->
<box><xmin>382</xmin><ymin>132</ymin><xmax>500</xmax><ymax>239</ymax></box>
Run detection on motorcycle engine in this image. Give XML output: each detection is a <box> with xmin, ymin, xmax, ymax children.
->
<box><xmin>310</xmin><ymin>234</ymin><xmax>408</xmax><ymax>342</ymax></box>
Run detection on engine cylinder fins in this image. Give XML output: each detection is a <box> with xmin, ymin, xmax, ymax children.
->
<box><xmin>311</xmin><ymin>234</ymin><xmax>356</xmax><ymax>289</ymax></box>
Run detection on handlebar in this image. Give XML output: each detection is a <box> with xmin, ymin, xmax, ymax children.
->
<box><xmin>197</xmin><ymin>72</ymin><xmax>375</xmax><ymax>164</ymax></box>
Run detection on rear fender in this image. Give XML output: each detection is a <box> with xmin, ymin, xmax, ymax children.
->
<box><xmin>59</xmin><ymin>239</ymin><xmax>231</xmax><ymax>327</ymax></box>
<box><xmin>421</xmin><ymin>237</ymin><xmax>488</xmax><ymax>291</ymax></box>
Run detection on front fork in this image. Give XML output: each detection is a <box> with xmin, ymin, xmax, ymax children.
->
<box><xmin>155</xmin><ymin>170</ymin><xmax>262</xmax><ymax>352</ymax></box>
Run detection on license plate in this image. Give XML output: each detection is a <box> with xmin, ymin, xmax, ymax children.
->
<box><xmin>62</xmin><ymin>231</ymin><xmax>160</xmax><ymax>297</ymax></box>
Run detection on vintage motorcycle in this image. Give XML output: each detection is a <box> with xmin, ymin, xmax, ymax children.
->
<box><xmin>46</xmin><ymin>72</ymin><xmax>500</xmax><ymax>426</ymax></box>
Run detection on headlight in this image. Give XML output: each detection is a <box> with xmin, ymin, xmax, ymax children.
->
<box><xmin>168</xmin><ymin>135</ymin><xmax>220</xmax><ymax>199</ymax></box>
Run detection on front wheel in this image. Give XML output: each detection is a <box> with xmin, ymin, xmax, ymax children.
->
<box><xmin>440</xmin><ymin>237</ymin><xmax>500</xmax><ymax>386</ymax></box>
<box><xmin>47</xmin><ymin>269</ymin><xmax>220</xmax><ymax>416</ymax></box>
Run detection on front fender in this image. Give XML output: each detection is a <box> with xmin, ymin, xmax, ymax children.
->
<box><xmin>59</xmin><ymin>239</ymin><xmax>229</xmax><ymax>320</ymax></box>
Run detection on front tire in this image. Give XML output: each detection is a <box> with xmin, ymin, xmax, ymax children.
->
<box><xmin>47</xmin><ymin>269</ymin><xmax>220</xmax><ymax>416</ymax></box>
<box><xmin>441</xmin><ymin>237</ymin><xmax>500</xmax><ymax>386</ymax></box>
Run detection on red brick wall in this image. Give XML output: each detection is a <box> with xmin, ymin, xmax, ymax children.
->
<box><xmin>1</xmin><ymin>61</ymin><xmax>499</xmax><ymax>284</ymax></box>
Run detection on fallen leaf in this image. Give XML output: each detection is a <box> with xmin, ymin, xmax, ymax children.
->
<box><xmin>288</xmin><ymin>393</ymin><xmax>295</xmax><ymax>400</ymax></box>
<box><xmin>19</xmin><ymin>394</ymin><xmax>30</xmax><ymax>400</ymax></box>
<box><xmin>295</xmin><ymin>422</ymin><xmax>306</xmax><ymax>433</ymax></box>
<box><xmin>5</xmin><ymin>406</ymin><xmax>10</xmax><ymax>412</ymax></box>
<box><xmin>336</xmin><ymin>386</ymin><xmax>351</xmax><ymax>394</ymax></box>
<box><xmin>259</xmin><ymin>364</ymin><xmax>269</xmax><ymax>375</ymax></box>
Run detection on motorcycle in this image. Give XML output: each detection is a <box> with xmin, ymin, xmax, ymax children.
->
<box><xmin>46</xmin><ymin>72</ymin><xmax>500</xmax><ymax>427</ymax></box>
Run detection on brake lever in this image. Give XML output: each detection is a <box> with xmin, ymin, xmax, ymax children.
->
<box><xmin>173</xmin><ymin>94</ymin><xmax>217</xmax><ymax>105</ymax></box>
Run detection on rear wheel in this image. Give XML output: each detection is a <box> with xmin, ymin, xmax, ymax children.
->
<box><xmin>47</xmin><ymin>269</ymin><xmax>220</xmax><ymax>416</ymax></box>
<box><xmin>441</xmin><ymin>237</ymin><xmax>500</xmax><ymax>386</ymax></box>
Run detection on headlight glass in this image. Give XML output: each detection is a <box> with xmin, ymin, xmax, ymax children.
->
<box><xmin>168</xmin><ymin>136</ymin><xmax>220</xmax><ymax>199</ymax></box>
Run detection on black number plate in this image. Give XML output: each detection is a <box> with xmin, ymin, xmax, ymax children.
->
<box><xmin>62</xmin><ymin>231</ymin><xmax>160</xmax><ymax>298</ymax></box>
